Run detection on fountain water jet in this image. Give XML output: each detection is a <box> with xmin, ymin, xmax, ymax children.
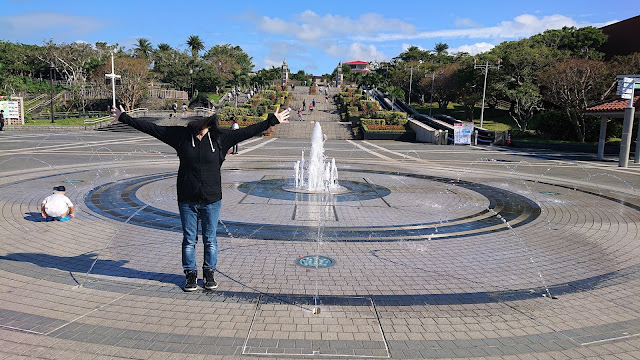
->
<box><xmin>286</xmin><ymin>122</ymin><xmax>348</xmax><ymax>194</ymax></box>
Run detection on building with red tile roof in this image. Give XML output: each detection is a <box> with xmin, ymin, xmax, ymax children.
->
<box><xmin>344</xmin><ymin>60</ymin><xmax>371</xmax><ymax>73</ymax></box>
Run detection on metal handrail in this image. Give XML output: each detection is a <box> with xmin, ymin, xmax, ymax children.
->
<box><xmin>83</xmin><ymin>108</ymin><xmax>149</xmax><ymax>125</ymax></box>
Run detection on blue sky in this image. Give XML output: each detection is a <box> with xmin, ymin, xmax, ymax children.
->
<box><xmin>0</xmin><ymin>0</ymin><xmax>636</xmax><ymax>75</ymax></box>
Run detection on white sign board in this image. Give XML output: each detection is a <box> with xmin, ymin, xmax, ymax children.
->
<box><xmin>0</xmin><ymin>101</ymin><xmax>20</xmax><ymax>119</ymax></box>
<box><xmin>454</xmin><ymin>122</ymin><xmax>474</xmax><ymax>145</ymax></box>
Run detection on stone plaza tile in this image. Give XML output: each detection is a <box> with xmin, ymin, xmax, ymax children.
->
<box><xmin>0</xmin><ymin>131</ymin><xmax>639</xmax><ymax>358</ymax></box>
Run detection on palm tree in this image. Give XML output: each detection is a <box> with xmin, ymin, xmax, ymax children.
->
<box><xmin>134</xmin><ymin>38</ymin><xmax>152</xmax><ymax>58</ymax></box>
<box><xmin>186</xmin><ymin>35</ymin><xmax>204</xmax><ymax>60</ymax></box>
<box><xmin>434</xmin><ymin>42</ymin><xmax>449</xmax><ymax>56</ymax></box>
<box><xmin>388</xmin><ymin>86</ymin><xmax>404</xmax><ymax>110</ymax></box>
<box><xmin>157</xmin><ymin>43</ymin><xmax>171</xmax><ymax>52</ymax></box>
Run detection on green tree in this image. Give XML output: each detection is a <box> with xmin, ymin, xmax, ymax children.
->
<box><xmin>531</xmin><ymin>26</ymin><xmax>607</xmax><ymax>60</ymax></box>
<box><xmin>387</xmin><ymin>86</ymin><xmax>404</xmax><ymax>108</ymax></box>
<box><xmin>203</xmin><ymin>44</ymin><xmax>254</xmax><ymax>79</ymax></box>
<box><xmin>291</xmin><ymin>70</ymin><xmax>307</xmax><ymax>82</ymax></box>
<box><xmin>151</xmin><ymin>46</ymin><xmax>191</xmax><ymax>90</ymax></box>
<box><xmin>434</xmin><ymin>42</ymin><xmax>449</xmax><ymax>56</ymax></box>
<box><xmin>95</xmin><ymin>56</ymin><xmax>151</xmax><ymax>111</ymax></box>
<box><xmin>538</xmin><ymin>58</ymin><xmax>608</xmax><ymax>142</ymax></box>
<box><xmin>157</xmin><ymin>43</ymin><xmax>171</xmax><ymax>52</ymax></box>
<box><xmin>134</xmin><ymin>38</ymin><xmax>152</xmax><ymax>59</ymax></box>
<box><xmin>186</xmin><ymin>35</ymin><xmax>204</xmax><ymax>60</ymax></box>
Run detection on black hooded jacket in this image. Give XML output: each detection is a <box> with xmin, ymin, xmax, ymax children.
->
<box><xmin>118</xmin><ymin>112</ymin><xmax>279</xmax><ymax>203</ymax></box>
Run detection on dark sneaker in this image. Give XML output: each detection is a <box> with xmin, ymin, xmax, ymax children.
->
<box><xmin>203</xmin><ymin>269</ymin><xmax>218</xmax><ymax>290</ymax></box>
<box><xmin>184</xmin><ymin>270</ymin><xmax>197</xmax><ymax>292</ymax></box>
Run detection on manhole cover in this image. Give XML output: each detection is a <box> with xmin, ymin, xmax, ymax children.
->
<box><xmin>296</xmin><ymin>255</ymin><xmax>335</xmax><ymax>268</ymax></box>
<box><xmin>540</xmin><ymin>191</ymin><xmax>560</xmax><ymax>196</ymax></box>
<box><xmin>63</xmin><ymin>180</ymin><xmax>84</xmax><ymax>183</ymax></box>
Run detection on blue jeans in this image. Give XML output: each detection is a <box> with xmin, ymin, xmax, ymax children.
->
<box><xmin>178</xmin><ymin>200</ymin><xmax>221</xmax><ymax>272</ymax></box>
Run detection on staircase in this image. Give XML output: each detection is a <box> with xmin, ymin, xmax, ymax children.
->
<box><xmin>272</xmin><ymin>121</ymin><xmax>353</xmax><ymax>140</ymax></box>
<box><xmin>276</xmin><ymin>86</ymin><xmax>354</xmax><ymax>140</ymax></box>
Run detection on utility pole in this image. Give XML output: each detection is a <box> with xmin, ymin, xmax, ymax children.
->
<box><xmin>474</xmin><ymin>59</ymin><xmax>501</xmax><ymax>128</ymax></box>
<box><xmin>408</xmin><ymin>65</ymin><xmax>413</xmax><ymax>106</ymax></box>
<box><xmin>105</xmin><ymin>52</ymin><xmax>121</xmax><ymax>110</ymax></box>
<box><xmin>49</xmin><ymin>63</ymin><xmax>55</xmax><ymax>123</ymax></box>
<box><xmin>429</xmin><ymin>72</ymin><xmax>436</xmax><ymax>116</ymax></box>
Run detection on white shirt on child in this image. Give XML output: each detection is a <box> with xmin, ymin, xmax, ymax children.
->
<box><xmin>42</xmin><ymin>193</ymin><xmax>73</xmax><ymax>217</ymax></box>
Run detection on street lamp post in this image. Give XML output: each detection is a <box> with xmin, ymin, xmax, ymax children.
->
<box><xmin>408</xmin><ymin>60</ymin><xmax>422</xmax><ymax>106</ymax></box>
<box><xmin>49</xmin><ymin>62</ymin><xmax>55</xmax><ymax>123</ymax></box>
<box><xmin>429</xmin><ymin>72</ymin><xmax>435</xmax><ymax>116</ymax></box>
<box><xmin>105</xmin><ymin>52</ymin><xmax>121</xmax><ymax>110</ymax></box>
<box><xmin>408</xmin><ymin>65</ymin><xmax>413</xmax><ymax>106</ymax></box>
<box><xmin>190</xmin><ymin>68</ymin><xmax>194</xmax><ymax>99</ymax></box>
<box><xmin>474</xmin><ymin>59</ymin><xmax>501</xmax><ymax>128</ymax></box>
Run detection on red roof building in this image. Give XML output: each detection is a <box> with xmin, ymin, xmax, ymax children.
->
<box><xmin>584</xmin><ymin>94</ymin><xmax>639</xmax><ymax>165</ymax></box>
<box><xmin>344</xmin><ymin>60</ymin><xmax>371</xmax><ymax>73</ymax></box>
<box><xmin>585</xmin><ymin>96</ymin><xmax>640</xmax><ymax>114</ymax></box>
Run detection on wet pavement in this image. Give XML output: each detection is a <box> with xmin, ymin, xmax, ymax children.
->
<box><xmin>1</xmin><ymin>129</ymin><xmax>640</xmax><ymax>359</ymax></box>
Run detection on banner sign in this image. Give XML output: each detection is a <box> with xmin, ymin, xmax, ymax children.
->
<box><xmin>454</xmin><ymin>122</ymin><xmax>474</xmax><ymax>145</ymax></box>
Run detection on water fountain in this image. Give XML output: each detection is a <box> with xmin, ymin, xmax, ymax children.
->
<box><xmin>287</xmin><ymin>122</ymin><xmax>347</xmax><ymax>194</ymax></box>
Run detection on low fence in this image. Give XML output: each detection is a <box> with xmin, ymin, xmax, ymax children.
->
<box><xmin>84</xmin><ymin>108</ymin><xmax>149</xmax><ymax>125</ymax></box>
<box><xmin>408</xmin><ymin>119</ymin><xmax>448</xmax><ymax>144</ymax></box>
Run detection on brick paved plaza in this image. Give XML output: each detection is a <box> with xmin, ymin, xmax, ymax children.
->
<box><xmin>1</xmin><ymin>128</ymin><xmax>640</xmax><ymax>359</ymax></box>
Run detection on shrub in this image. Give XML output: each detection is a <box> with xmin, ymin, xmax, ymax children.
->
<box><xmin>360</xmin><ymin>118</ymin><xmax>386</xmax><ymax>126</ymax></box>
<box><xmin>377</xmin><ymin>110</ymin><xmax>408</xmax><ymax>125</ymax></box>
<box><xmin>262</xmin><ymin>90</ymin><xmax>277</xmax><ymax>101</ymax></box>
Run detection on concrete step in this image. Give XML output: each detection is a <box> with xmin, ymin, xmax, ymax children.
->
<box><xmin>272</xmin><ymin>121</ymin><xmax>354</xmax><ymax>140</ymax></box>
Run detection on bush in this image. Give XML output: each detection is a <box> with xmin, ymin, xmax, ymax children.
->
<box><xmin>360</xmin><ymin>118</ymin><xmax>386</xmax><ymax>126</ymax></box>
<box><xmin>377</xmin><ymin>110</ymin><xmax>408</xmax><ymax>125</ymax></box>
<box><xmin>259</xmin><ymin>98</ymin><xmax>274</xmax><ymax>107</ymax></box>
<box><xmin>256</xmin><ymin>105</ymin><xmax>267</xmax><ymax>116</ymax></box>
<box><xmin>262</xmin><ymin>90</ymin><xmax>277</xmax><ymax>101</ymax></box>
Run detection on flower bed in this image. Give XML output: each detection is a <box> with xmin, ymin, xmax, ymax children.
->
<box><xmin>364</xmin><ymin>124</ymin><xmax>405</xmax><ymax>131</ymax></box>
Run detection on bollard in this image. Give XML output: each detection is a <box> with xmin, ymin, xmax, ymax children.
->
<box><xmin>474</xmin><ymin>130</ymin><xmax>478</xmax><ymax>145</ymax></box>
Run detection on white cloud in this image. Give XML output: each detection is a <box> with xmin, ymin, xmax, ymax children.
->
<box><xmin>450</xmin><ymin>42</ymin><xmax>495</xmax><ymax>55</ymax></box>
<box><xmin>262</xmin><ymin>41</ymin><xmax>314</xmax><ymax>70</ymax></box>
<box><xmin>253</xmin><ymin>11</ymin><xmax>416</xmax><ymax>43</ymax></box>
<box><xmin>0</xmin><ymin>12</ymin><xmax>105</xmax><ymax>41</ymax></box>
<box><xmin>455</xmin><ymin>17</ymin><xmax>481</xmax><ymax>28</ymax></box>
<box><xmin>357</xmin><ymin>14</ymin><xmax>595</xmax><ymax>42</ymax></box>
<box><xmin>327</xmin><ymin>42</ymin><xmax>387</xmax><ymax>62</ymax></box>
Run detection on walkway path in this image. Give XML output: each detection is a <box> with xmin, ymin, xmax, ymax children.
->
<box><xmin>0</xmin><ymin>130</ymin><xmax>639</xmax><ymax>359</ymax></box>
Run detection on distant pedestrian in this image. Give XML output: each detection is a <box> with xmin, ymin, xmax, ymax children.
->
<box><xmin>312</xmin><ymin>99</ymin><xmax>315</xmax><ymax>108</ymax></box>
<box><xmin>172</xmin><ymin>102</ymin><xmax>178</xmax><ymax>117</ymax></box>
<box><xmin>231</xmin><ymin>117</ymin><xmax>240</xmax><ymax>154</ymax></box>
<box><xmin>0</xmin><ymin>109</ymin><xmax>4</xmax><ymax>131</ymax></box>
<box><xmin>182</xmin><ymin>103</ymin><xmax>187</xmax><ymax>117</ymax></box>
<box><xmin>298</xmin><ymin>108</ymin><xmax>302</xmax><ymax>121</ymax></box>
<box><xmin>302</xmin><ymin>99</ymin><xmax>306</xmax><ymax>111</ymax></box>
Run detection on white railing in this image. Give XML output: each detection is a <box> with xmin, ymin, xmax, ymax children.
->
<box><xmin>192</xmin><ymin>107</ymin><xmax>215</xmax><ymax>117</ymax></box>
<box><xmin>84</xmin><ymin>108</ymin><xmax>149</xmax><ymax>125</ymax></box>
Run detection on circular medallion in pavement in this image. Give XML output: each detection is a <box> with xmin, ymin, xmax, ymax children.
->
<box><xmin>296</xmin><ymin>255</ymin><xmax>335</xmax><ymax>268</ymax></box>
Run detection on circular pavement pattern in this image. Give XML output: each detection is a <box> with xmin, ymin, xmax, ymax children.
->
<box><xmin>1</xmin><ymin>133</ymin><xmax>640</xmax><ymax>359</ymax></box>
